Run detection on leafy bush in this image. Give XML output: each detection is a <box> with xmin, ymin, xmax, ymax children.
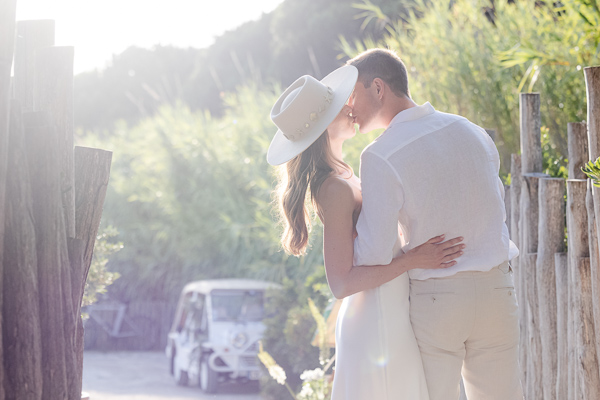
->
<box><xmin>83</xmin><ymin>226</ymin><xmax>122</xmax><ymax>307</ymax></box>
<box><xmin>260</xmin><ymin>269</ymin><xmax>332</xmax><ymax>399</ymax></box>
<box><xmin>341</xmin><ymin>0</ymin><xmax>600</xmax><ymax>174</ymax></box>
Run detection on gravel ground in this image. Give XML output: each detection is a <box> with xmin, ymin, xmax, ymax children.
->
<box><xmin>82</xmin><ymin>351</ymin><xmax>263</xmax><ymax>400</ymax></box>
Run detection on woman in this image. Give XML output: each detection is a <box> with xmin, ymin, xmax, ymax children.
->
<box><xmin>266</xmin><ymin>65</ymin><xmax>464</xmax><ymax>399</ymax></box>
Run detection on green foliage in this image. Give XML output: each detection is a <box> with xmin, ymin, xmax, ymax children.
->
<box><xmin>307</xmin><ymin>297</ymin><xmax>330</xmax><ymax>367</ymax></box>
<box><xmin>542</xmin><ymin>126</ymin><xmax>568</xmax><ymax>178</ymax></box>
<box><xmin>582</xmin><ymin>157</ymin><xmax>600</xmax><ymax>186</ymax></box>
<box><xmin>83</xmin><ymin>226</ymin><xmax>122</xmax><ymax>307</ymax></box>
<box><xmin>260</xmin><ymin>270</ymin><xmax>331</xmax><ymax>399</ymax></box>
<box><xmin>258</xmin><ymin>296</ymin><xmax>333</xmax><ymax>400</ymax></box>
<box><xmin>342</xmin><ymin>0</ymin><xmax>599</xmax><ymax>174</ymax></box>
<box><xmin>80</xmin><ymin>83</ymin><xmax>346</xmax><ymax>303</ymax></box>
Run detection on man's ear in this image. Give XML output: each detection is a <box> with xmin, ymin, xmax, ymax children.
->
<box><xmin>373</xmin><ymin>78</ymin><xmax>385</xmax><ymax>100</ymax></box>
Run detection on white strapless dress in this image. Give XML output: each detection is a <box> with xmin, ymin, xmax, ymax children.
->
<box><xmin>331</xmin><ymin>273</ymin><xmax>429</xmax><ymax>400</ymax></box>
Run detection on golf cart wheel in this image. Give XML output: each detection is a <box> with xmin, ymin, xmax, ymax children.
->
<box><xmin>200</xmin><ymin>354</ymin><xmax>218</xmax><ymax>393</ymax></box>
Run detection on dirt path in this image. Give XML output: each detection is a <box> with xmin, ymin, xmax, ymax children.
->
<box><xmin>82</xmin><ymin>351</ymin><xmax>263</xmax><ymax>400</ymax></box>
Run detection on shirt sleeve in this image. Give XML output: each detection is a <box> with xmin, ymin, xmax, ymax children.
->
<box><xmin>353</xmin><ymin>150</ymin><xmax>404</xmax><ymax>266</ymax></box>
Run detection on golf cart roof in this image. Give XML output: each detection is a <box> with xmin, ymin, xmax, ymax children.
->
<box><xmin>181</xmin><ymin>279</ymin><xmax>280</xmax><ymax>295</ymax></box>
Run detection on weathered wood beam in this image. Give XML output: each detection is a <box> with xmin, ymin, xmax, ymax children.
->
<box><xmin>0</xmin><ymin>1</ymin><xmax>18</xmax><ymax>399</ymax></box>
<box><xmin>536</xmin><ymin>177</ymin><xmax>565</xmax><ymax>400</ymax></box>
<box><xmin>587</xmin><ymin>180</ymin><xmax>600</xmax><ymax>389</ymax></box>
<box><xmin>2</xmin><ymin>101</ymin><xmax>43</xmax><ymax>400</ymax></box>
<box><xmin>585</xmin><ymin>67</ymin><xmax>600</xmax><ymax>160</ymax></box>
<box><xmin>574</xmin><ymin>257</ymin><xmax>600</xmax><ymax>400</ymax></box>
<box><xmin>520</xmin><ymin>172</ymin><xmax>547</xmax><ymax>399</ymax></box>
<box><xmin>23</xmin><ymin>111</ymin><xmax>69</xmax><ymax>399</ymax></box>
<box><xmin>13</xmin><ymin>20</ymin><xmax>54</xmax><ymax>112</ymax></box>
<box><xmin>32</xmin><ymin>44</ymin><xmax>80</xmax><ymax>399</ymax></box>
<box><xmin>73</xmin><ymin>146</ymin><xmax>112</xmax><ymax>295</ymax></box>
<box><xmin>568</xmin><ymin>122</ymin><xmax>588</xmax><ymax>180</ymax></box>
<box><xmin>70</xmin><ymin>147</ymin><xmax>112</xmax><ymax>398</ymax></box>
<box><xmin>68</xmin><ymin>238</ymin><xmax>85</xmax><ymax>400</ymax></box>
<box><xmin>566</xmin><ymin>179</ymin><xmax>590</xmax><ymax>400</ymax></box>
<box><xmin>510</xmin><ymin>154</ymin><xmax>527</xmax><ymax>378</ymax></box>
<box><xmin>519</xmin><ymin>93</ymin><xmax>542</xmax><ymax>395</ymax></box>
<box><xmin>34</xmin><ymin>46</ymin><xmax>75</xmax><ymax>238</ymax></box>
<box><xmin>555</xmin><ymin>252</ymin><xmax>568</xmax><ymax>400</ymax></box>
<box><xmin>520</xmin><ymin>93</ymin><xmax>542</xmax><ymax>174</ymax></box>
<box><xmin>585</xmin><ymin>66</ymin><xmax>600</xmax><ymax>385</ymax></box>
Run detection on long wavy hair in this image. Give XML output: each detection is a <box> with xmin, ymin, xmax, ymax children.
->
<box><xmin>275</xmin><ymin>131</ymin><xmax>352</xmax><ymax>256</ymax></box>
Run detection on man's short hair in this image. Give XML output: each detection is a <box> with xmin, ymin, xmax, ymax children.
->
<box><xmin>347</xmin><ymin>48</ymin><xmax>410</xmax><ymax>98</ymax></box>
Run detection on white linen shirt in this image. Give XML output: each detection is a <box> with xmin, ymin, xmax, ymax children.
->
<box><xmin>353</xmin><ymin>102</ymin><xmax>518</xmax><ymax>280</ymax></box>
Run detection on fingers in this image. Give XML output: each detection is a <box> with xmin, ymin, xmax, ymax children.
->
<box><xmin>443</xmin><ymin>243</ymin><xmax>465</xmax><ymax>256</ymax></box>
<box><xmin>443</xmin><ymin>248</ymin><xmax>464</xmax><ymax>262</ymax></box>
<box><xmin>441</xmin><ymin>236</ymin><xmax>464</xmax><ymax>249</ymax></box>
<box><xmin>440</xmin><ymin>260</ymin><xmax>457</xmax><ymax>268</ymax></box>
<box><xmin>426</xmin><ymin>234</ymin><xmax>446</xmax><ymax>244</ymax></box>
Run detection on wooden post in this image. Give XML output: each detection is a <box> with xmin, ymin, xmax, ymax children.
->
<box><xmin>34</xmin><ymin>46</ymin><xmax>76</xmax><ymax>238</ymax></box>
<box><xmin>536</xmin><ymin>177</ymin><xmax>565</xmax><ymax>400</ymax></box>
<box><xmin>520</xmin><ymin>173</ymin><xmax>547</xmax><ymax>399</ymax></box>
<box><xmin>585</xmin><ymin>66</ymin><xmax>600</xmax><ymax>384</ymax></box>
<box><xmin>521</xmin><ymin>174</ymin><xmax>547</xmax><ymax>259</ymax></box>
<box><xmin>23</xmin><ymin>112</ymin><xmax>69</xmax><ymax>399</ymax></box>
<box><xmin>510</xmin><ymin>154</ymin><xmax>527</xmax><ymax>376</ymax></box>
<box><xmin>13</xmin><ymin>20</ymin><xmax>55</xmax><ymax>112</ymax></box>
<box><xmin>574</xmin><ymin>258</ymin><xmax>600</xmax><ymax>400</ymax></box>
<box><xmin>519</xmin><ymin>93</ymin><xmax>543</xmax><ymax>394</ymax></box>
<box><xmin>585</xmin><ymin>67</ymin><xmax>600</xmax><ymax>160</ymax></box>
<box><xmin>505</xmin><ymin>185</ymin><xmax>511</xmax><ymax>238</ymax></box>
<box><xmin>73</xmin><ymin>146</ymin><xmax>113</xmax><ymax>282</ymax></box>
<box><xmin>520</xmin><ymin>93</ymin><xmax>543</xmax><ymax>174</ymax></box>
<box><xmin>0</xmin><ymin>2</ymin><xmax>18</xmax><ymax>399</ymax></box>
<box><xmin>32</xmin><ymin>46</ymin><xmax>80</xmax><ymax>398</ymax></box>
<box><xmin>568</xmin><ymin>122</ymin><xmax>588</xmax><ymax>179</ymax></box>
<box><xmin>2</xmin><ymin>102</ymin><xmax>43</xmax><ymax>400</ymax></box>
<box><xmin>67</xmin><ymin>237</ymin><xmax>86</xmax><ymax>399</ymax></box>
<box><xmin>2</xmin><ymin>14</ymin><xmax>114</xmax><ymax>399</ymax></box>
<box><xmin>567</xmin><ymin>179</ymin><xmax>590</xmax><ymax>400</ymax></box>
<box><xmin>523</xmin><ymin>253</ymin><xmax>541</xmax><ymax>399</ymax></box>
<box><xmin>555</xmin><ymin>253</ymin><xmax>569</xmax><ymax>400</ymax></box>
<box><xmin>587</xmin><ymin>180</ymin><xmax>600</xmax><ymax>384</ymax></box>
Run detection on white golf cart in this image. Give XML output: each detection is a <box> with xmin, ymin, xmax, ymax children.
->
<box><xmin>166</xmin><ymin>279</ymin><xmax>279</xmax><ymax>393</ymax></box>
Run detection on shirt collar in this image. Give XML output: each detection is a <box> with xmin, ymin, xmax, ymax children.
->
<box><xmin>388</xmin><ymin>102</ymin><xmax>435</xmax><ymax>127</ymax></box>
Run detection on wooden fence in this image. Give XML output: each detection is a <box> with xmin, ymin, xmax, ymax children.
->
<box><xmin>510</xmin><ymin>66</ymin><xmax>600</xmax><ymax>399</ymax></box>
<box><xmin>0</xmin><ymin>7</ymin><xmax>112</xmax><ymax>400</ymax></box>
<box><xmin>83</xmin><ymin>300</ymin><xmax>176</xmax><ymax>352</ymax></box>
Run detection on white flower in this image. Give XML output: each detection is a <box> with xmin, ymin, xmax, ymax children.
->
<box><xmin>300</xmin><ymin>368</ymin><xmax>324</xmax><ymax>382</ymax></box>
<box><xmin>268</xmin><ymin>365</ymin><xmax>287</xmax><ymax>385</ymax></box>
<box><xmin>298</xmin><ymin>383</ymin><xmax>315</xmax><ymax>399</ymax></box>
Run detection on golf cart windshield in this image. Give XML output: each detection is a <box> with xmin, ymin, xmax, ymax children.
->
<box><xmin>211</xmin><ymin>290</ymin><xmax>264</xmax><ymax>322</ymax></box>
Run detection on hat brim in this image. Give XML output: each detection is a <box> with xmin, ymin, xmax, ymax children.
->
<box><xmin>267</xmin><ymin>65</ymin><xmax>358</xmax><ymax>166</ymax></box>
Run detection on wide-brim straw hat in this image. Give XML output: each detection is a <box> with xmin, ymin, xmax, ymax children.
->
<box><xmin>267</xmin><ymin>65</ymin><xmax>358</xmax><ymax>165</ymax></box>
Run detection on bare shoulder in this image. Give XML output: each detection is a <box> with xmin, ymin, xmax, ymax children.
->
<box><xmin>316</xmin><ymin>176</ymin><xmax>355</xmax><ymax>210</ymax></box>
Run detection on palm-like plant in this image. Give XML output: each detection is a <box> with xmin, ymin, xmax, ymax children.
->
<box><xmin>582</xmin><ymin>157</ymin><xmax>600</xmax><ymax>187</ymax></box>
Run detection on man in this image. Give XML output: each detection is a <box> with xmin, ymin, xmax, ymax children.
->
<box><xmin>349</xmin><ymin>49</ymin><xmax>522</xmax><ymax>400</ymax></box>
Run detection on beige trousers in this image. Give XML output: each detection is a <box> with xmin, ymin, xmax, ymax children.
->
<box><xmin>409</xmin><ymin>263</ymin><xmax>524</xmax><ymax>400</ymax></box>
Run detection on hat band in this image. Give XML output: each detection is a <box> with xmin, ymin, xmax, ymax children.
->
<box><xmin>283</xmin><ymin>86</ymin><xmax>334</xmax><ymax>141</ymax></box>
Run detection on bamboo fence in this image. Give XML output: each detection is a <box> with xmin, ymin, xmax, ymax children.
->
<box><xmin>0</xmin><ymin>9</ymin><xmax>113</xmax><ymax>400</ymax></box>
<box><xmin>512</xmin><ymin>66</ymin><xmax>600</xmax><ymax>400</ymax></box>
